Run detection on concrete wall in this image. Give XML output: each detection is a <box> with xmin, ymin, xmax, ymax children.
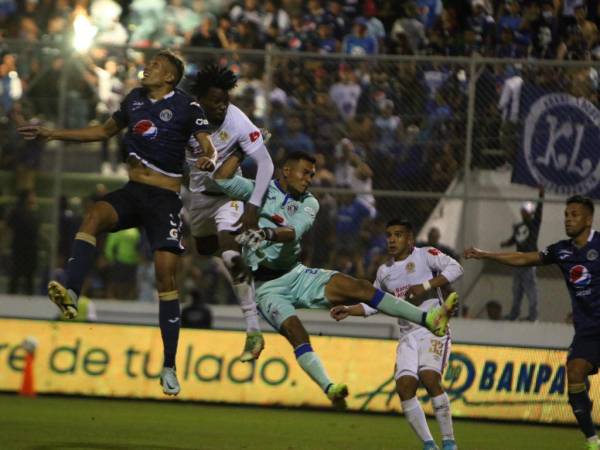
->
<box><xmin>0</xmin><ymin>294</ymin><xmax>574</xmax><ymax>348</ymax></box>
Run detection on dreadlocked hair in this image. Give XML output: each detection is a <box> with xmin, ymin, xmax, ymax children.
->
<box><xmin>190</xmin><ymin>64</ymin><xmax>237</xmax><ymax>97</ymax></box>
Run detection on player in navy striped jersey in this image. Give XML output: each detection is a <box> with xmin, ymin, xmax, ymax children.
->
<box><xmin>18</xmin><ymin>50</ymin><xmax>216</xmax><ymax>396</ymax></box>
<box><xmin>465</xmin><ymin>195</ymin><xmax>600</xmax><ymax>450</ymax></box>
<box><xmin>332</xmin><ymin>219</ymin><xmax>462</xmax><ymax>450</ymax></box>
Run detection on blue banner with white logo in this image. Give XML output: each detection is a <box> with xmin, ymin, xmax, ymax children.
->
<box><xmin>512</xmin><ymin>83</ymin><xmax>600</xmax><ymax>198</ymax></box>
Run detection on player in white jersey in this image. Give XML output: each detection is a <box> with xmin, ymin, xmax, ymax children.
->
<box><xmin>187</xmin><ymin>65</ymin><xmax>274</xmax><ymax>361</ymax></box>
<box><xmin>331</xmin><ymin>219</ymin><xmax>462</xmax><ymax>450</ymax></box>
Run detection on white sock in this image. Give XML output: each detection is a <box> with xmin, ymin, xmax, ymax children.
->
<box><xmin>232</xmin><ymin>281</ymin><xmax>261</xmax><ymax>333</ymax></box>
<box><xmin>432</xmin><ymin>392</ymin><xmax>454</xmax><ymax>441</ymax></box>
<box><xmin>401</xmin><ymin>397</ymin><xmax>433</xmax><ymax>443</ymax></box>
<box><xmin>222</xmin><ymin>250</ymin><xmax>261</xmax><ymax>333</ymax></box>
<box><xmin>588</xmin><ymin>436</ymin><xmax>600</xmax><ymax>443</ymax></box>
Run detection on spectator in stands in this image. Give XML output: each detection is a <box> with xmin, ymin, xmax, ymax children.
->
<box><xmin>498</xmin><ymin>65</ymin><xmax>523</xmax><ymax>168</ymax></box>
<box><xmin>485</xmin><ymin>300</ymin><xmax>502</xmax><ymax>321</ymax></box>
<box><xmin>342</xmin><ymin>16</ymin><xmax>378</xmax><ymax>55</ymax></box>
<box><xmin>58</xmin><ymin>195</ymin><xmax>82</xmax><ymax>268</ymax></box>
<box><xmin>574</xmin><ymin>4</ymin><xmax>598</xmax><ymax>50</ymax></box>
<box><xmin>182</xmin><ymin>289</ymin><xmax>213</xmax><ymax>329</ymax></box>
<box><xmin>417</xmin><ymin>227</ymin><xmax>460</xmax><ymax>261</ymax></box>
<box><xmin>0</xmin><ymin>53</ymin><xmax>22</xmax><ymax>115</ymax></box>
<box><xmin>91</xmin><ymin>0</ymin><xmax>128</xmax><ymax>46</ymax></box>
<box><xmin>280</xmin><ymin>113</ymin><xmax>315</xmax><ymax>155</ymax></box>
<box><xmin>104</xmin><ymin>228</ymin><xmax>141</xmax><ymax>300</ymax></box>
<box><xmin>6</xmin><ymin>189</ymin><xmax>39</xmax><ymax>295</ymax></box>
<box><xmin>374</xmin><ymin>98</ymin><xmax>402</xmax><ymax>159</ymax></box>
<box><xmin>334</xmin><ymin>137</ymin><xmax>376</xmax><ymax>218</ymax></box>
<box><xmin>190</xmin><ymin>15</ymin><xmax>220</xmax><ymax>48</ymax></box>
<box><xmin>417</xmin><ymin>0</ymin><xmax>443</xmax><ymax>30</ymax></box>
<box><xmin>329</xmin><ymin>64</ymin><xmax>362</xmax><ymax>121</ymax></box>
<box><xmin>500</xmin><ymin>186</ymin><xmax>544</xmax><ymax>322</ymax></box>
<box><xmin>529</xmin><ymin>0</ymin><xmax>560</xmax><ymax>59</ymax></box>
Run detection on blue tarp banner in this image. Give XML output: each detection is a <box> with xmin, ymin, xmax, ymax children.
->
<box><xmin>512</xmin><ymin>84</ymin><xmax>600</xmax><ymax>198</ymax></box>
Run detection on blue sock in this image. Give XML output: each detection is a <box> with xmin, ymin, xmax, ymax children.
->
<box><xmin>65</xmin><ymin>234</ymin><xmax>97</xmax><ymax>297</ymax></box>
<box><xmin>569</xmin><ymin>388</ymin><xmax>597</xmax><ymax>438</ymax></box>
<box><xmin>159</xmin><ymin>299</ymin><xmax>180</xmax><ymax>368</ymax></box>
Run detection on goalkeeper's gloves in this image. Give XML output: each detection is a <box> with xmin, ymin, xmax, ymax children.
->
<box><xmin>235</xmin><ymin>228</ymin><xmax>276</xmax><ymax>251</ymax></box>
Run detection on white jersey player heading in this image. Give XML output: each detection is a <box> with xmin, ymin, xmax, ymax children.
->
<box><xmin>372</xmin><ymin>246</ymin><xmax>463</xmax><ymax>335</ymax></box>
<box><xmin>186</xmin><ymin>103</ymin><xmax>264</xmax><ymax>193</ymax></box>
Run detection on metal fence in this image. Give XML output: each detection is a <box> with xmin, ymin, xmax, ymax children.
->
<box><xmin>1</xmin><ymin>40</ymin><xmax>599</xmax><ymax>321</ymax></box>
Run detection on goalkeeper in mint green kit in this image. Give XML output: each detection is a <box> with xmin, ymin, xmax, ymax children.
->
<box><xmin>214</xmin><ymin>151</ymin><xmax>458</xmax><ymax>409</ymax></box>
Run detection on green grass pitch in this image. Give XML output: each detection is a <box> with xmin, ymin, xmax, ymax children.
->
<box><xmin>1</xmin><ymin>394</ymin><xmax>579</xmax><ymax>450</ymax></box>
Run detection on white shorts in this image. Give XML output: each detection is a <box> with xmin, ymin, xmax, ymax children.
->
<box><xmin>189</xmin><ymin>192</ymin><xmax>243</xmax><ymax>237</ymax></box>
<box><xmin>394</xmin><ymin>330</ymin><xmax>451</xmax><ymax>380</ymax></box>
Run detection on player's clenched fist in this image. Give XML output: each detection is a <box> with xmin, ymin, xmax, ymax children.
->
<box><xmin>17</xmin><ymin>125</ymin><xmax>52</xmax><ymax>141</ymax></box>
<box><xmin>463</xmin><ymin>247</ymin><xmax>486</xmax><ymax>259</ymax></box>
<box><xmin>195</xmin><ymin>156</ymin><xmax>216</xmax><ymax>172</ymax></box>
<box><xmin>330</xmin><ymin>305</ymin><xmax>350</xmax><ymax>321</ymax></box>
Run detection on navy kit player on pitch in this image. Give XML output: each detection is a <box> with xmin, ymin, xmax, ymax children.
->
<box><xmin>213</xmin><ymin>151</ymin><xmax>458</xmax><ymax>409</ymax></box>
<box><xmin>18</xmin><ymin>51</ymin><xmax>216</xmax><ymax>396</ymax></box>
<box><xmin>465</xmin><ymin>195</ymin><xmax>600</xmax><ymax>450</ymax></box>
<box><xmin>186</xmin><ymin>65</ymin><xmax>274</xmax><ymax>362</ymax></box>
<box><xmin>332</xmin><ymin>220</ymin><xmax>461</xmax><ymax>450</ymax></box>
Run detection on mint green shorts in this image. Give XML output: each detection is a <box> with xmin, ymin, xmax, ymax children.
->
<box><xmin>255</xmin><ymin>264</ymin><xmax>338</xmax><ymax>330</ymax></box>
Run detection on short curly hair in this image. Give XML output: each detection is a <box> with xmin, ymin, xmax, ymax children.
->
<box><xmin>190</xmin><ymin>64</ymin><xmax>237</xmax><ymax>98</ymax></box>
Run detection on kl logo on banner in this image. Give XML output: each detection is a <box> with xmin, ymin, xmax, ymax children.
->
<box><xmin>512</xmin><ymin>85</ymin><xmax>600</xmax><ymax>198</ymax></box>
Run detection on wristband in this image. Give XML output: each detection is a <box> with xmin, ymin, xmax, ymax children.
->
<box><xmin>422</xmin><ymin>280</ymin><xmax>432</xmax><ymax>291</ymax></box>
<box><xmin>262</xmin><ymin>228</ymin><xmax>276</xmax><ymax>241</ymax></box>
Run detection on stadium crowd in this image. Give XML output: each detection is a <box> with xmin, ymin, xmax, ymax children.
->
<box><xmin>0</xmin><ymin>0</ymin><xmax>594</xmax><ymax>312</ymax></box>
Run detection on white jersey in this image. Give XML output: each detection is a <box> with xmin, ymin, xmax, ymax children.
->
<box><xmin>373</xmin><ymin>246</ymin><xmax>463</xmax><ymax>336</ymax></box>
<box><xmin>186</xmin><ymin>103</ymin><xmax>263</xmax><ymax>193</ymax></box>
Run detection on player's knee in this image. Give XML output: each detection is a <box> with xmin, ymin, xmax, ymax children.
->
<box><xmin>420</xmin><ymin>373</ymin><xmax>443</xmax><ymax>396</ymax></box>
<box><xmin>81</xmin><ymin>209</ymin><xmax>104</xmax><ymax>234</ymax></box>
<box><xmin>567</xmin><ymin>367</ymin><xmax>586</xmax><ymax>385</ymax></box>
<box><xmin>347</xmin><ymin>278</ymin><xmax>374</xmax><ymax>301</ymax></box>
<box><xmin>396</xmin><ymin>376</ymin><xmax>418</xmax><ymax>400</ymax></box>
<box><xmin>154</xmin><ymin>269</ymin><xmax>176</xmax><ymax>292</ymax></box>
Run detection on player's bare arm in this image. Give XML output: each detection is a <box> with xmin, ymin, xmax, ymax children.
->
<box><xmin>463</xmin><ymin>247</ymin><xmax>544</xmax><ymax>266</ymax></box>
<box><xmin>406</xmin><ymin>274</ymin><xmax>451</xmax><ymax>303</ymax></box>
<box><xmin>18</xmin><ymin>117</ymin><xmax>123</xmax><ymax>142</ymax></box>
<box><xmin>330</xmin><ymin>304</ymin><xmax>366</xmax><ymax>321</ymax></box>
<box><xmin>193</xmin><ymin>131</ymin><xmax>217</xmax><ymax>172</ymax></box>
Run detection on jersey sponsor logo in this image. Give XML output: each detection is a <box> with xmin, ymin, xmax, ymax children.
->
<box><xmin>587</xmin><ymin>249</ymin><xmax>599</xmax><ymax>261</ymax></box>
<box><xmin>159</xmin><ymin>109</ymin><xmax>173</xmax><ymax>122</ymax></box>
<box><xmin>133</xmin><ymin>120</ymin><xmax>158</xmax><ymax>139</ymax></box>
<box><xmin>249</xmin><ymin>130</ymin><xmax>260</xmax><ymax>142</ymax></box>
<box><xmin>406</xmin><ymin>262</ymin><xmax>415</xmax><ymax>273</ymax></box>
<box><xmin>132</xmin><ymin>100</ymin><xmax>145</xmax><ymax>110</ymax></box>
<box><xmin>569</xmin><ymin>265</ymin><xmax>592</xmax><ymax>288</ymax></box>
<box><xmin>428</xmin><ymin>248</ymin><xmax>441</xmax><ymax>256</ymax></box>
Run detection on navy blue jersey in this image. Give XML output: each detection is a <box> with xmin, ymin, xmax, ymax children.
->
<box><xmin>540</xmin><ymin>231</ymin><xmax>600</xmax><ymax>337</ymax></box>
<box><xmin>112</xmin><ymin>87</ymin><xmax>209</xmax><ymax>177</ymax></box>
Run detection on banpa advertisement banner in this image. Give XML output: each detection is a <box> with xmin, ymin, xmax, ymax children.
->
<box><xmin>0</xmin><ymin>318</ymin><xmax>595</xmax><ymax>424</ymax></box>
<box><xmin>512</xmin><ymin>83</ymin><xmax>600</xmax><ymax>198</ymax></box>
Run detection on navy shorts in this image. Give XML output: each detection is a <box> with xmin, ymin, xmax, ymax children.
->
<box><xmin>102</xmin><ymin>181</ymin><xmax>184</xmax><ymax>254</ymax></box>
<box><xmin>567</xmin><ymin>334</ymin><xmax>600</xmax><ymax>374</ymax></box>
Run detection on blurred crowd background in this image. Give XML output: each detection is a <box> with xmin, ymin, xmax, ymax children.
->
<box><xmin>0</xmin><ymin>0</ymin><xmax>596</xmax><ymax>323</ymax></box>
